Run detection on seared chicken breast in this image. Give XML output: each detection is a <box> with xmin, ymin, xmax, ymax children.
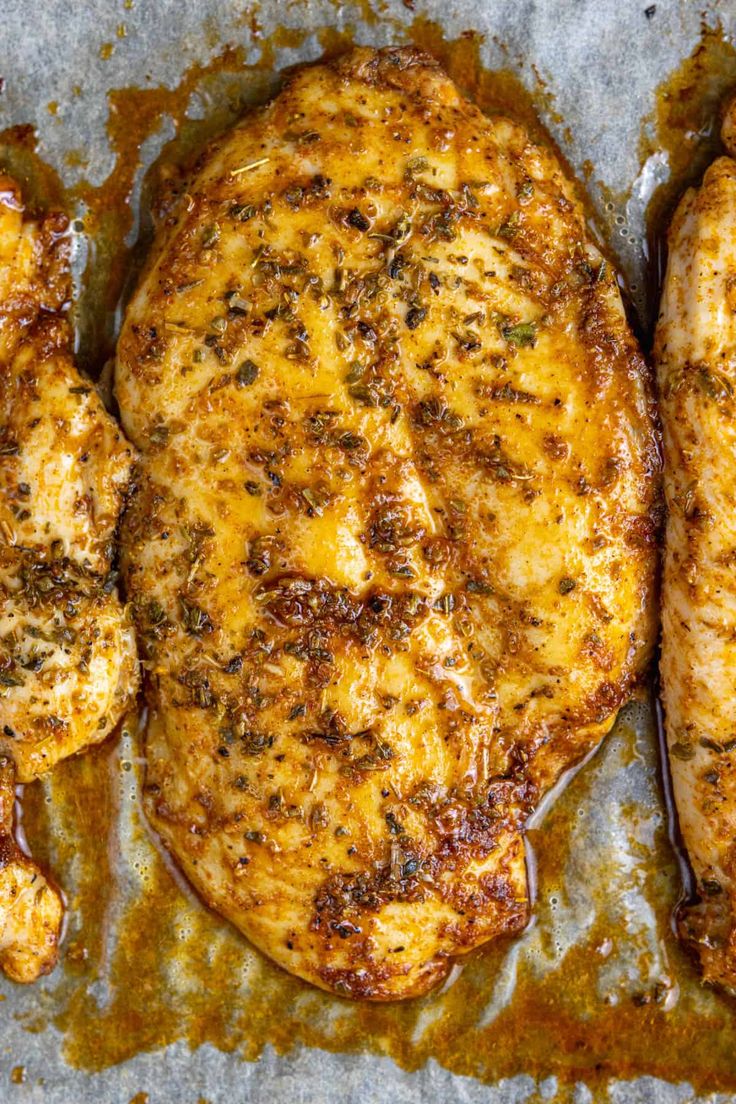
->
<box><xmin>118</xmin><ymin>47</ymin><xmax>659</xmax><ymax>999</ymax></box>
<box><xmin>0</xmin><ymin>175</ymin><xmax>138</xmax><ymax>980</ymax></box>
<box><xmin>657</xmin><ymin>100</ymin><xmax>736</xmax><ymax>992</ymax></box>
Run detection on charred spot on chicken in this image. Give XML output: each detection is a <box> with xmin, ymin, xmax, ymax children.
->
<box><xmin>115</xmin><ymin>47</ymin><xmax>659</xmax><ymax>1000</ymax></box>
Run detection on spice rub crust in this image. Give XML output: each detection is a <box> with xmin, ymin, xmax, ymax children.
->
<box><xmin>117</xmin><ymin>47</ymin><xmax>659</xmax><ymax>999</ymax></box>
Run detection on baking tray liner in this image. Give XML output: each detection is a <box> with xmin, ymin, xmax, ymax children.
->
<box><xmin>1</xmin><ymin>1</ymin><xmax>735</xmax><ymax>1100</ymax></box>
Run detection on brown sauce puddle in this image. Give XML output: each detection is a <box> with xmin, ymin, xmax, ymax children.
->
<box><xmin>4</xmin><ymin>16</ymin><xmax>736</xmax><ymax>1097</ymax></box>
<box><xmin>639</xmin><ymin>21</ymin><xmax>736</xmax><ymax>328</ymax></box>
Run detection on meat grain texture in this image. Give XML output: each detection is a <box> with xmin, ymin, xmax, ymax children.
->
<box><xmin>657</xmin><ymin>98</ymin><xmax>736</xmax><ymax>993</ymax></box>
<box><xmin>117</xmin><ymin>47</ymin><xmax>660</xmax><ymax>999</ymax></box>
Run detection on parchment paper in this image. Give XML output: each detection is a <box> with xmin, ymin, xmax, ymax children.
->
<box><xmin>0</xmin><ymin>2</ymin><xmax>734</xmax><ymax>1101</ymax></box>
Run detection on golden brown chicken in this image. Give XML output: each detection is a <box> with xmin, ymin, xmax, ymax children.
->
<box><xmin>0</xmin><ymin>756</ymin><xmax>61</xmax><ymax>982</ymax></box>
<box><xmin>118</xmin><ymin>47</ymin><xmax>659</xmax><ymax>999</ymax></box>
<box><xmin>0</xmin><ymin>174</ymin><xmax>138</xmax><ymax>981</ymax></box>
<box><xmin>657</xmin><ymin>98</ymin><xmax>736</xmax><ymax>993</ymax></box>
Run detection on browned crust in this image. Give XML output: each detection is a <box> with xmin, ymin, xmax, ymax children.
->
<box><xmin>119</xmin><ymin>45</ymin><xmax>659</xmax><ymax>1001</ymax></box>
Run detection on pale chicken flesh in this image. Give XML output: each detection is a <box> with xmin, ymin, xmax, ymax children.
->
<box><xmin>117</xmin><ymin>47</ymin><xmax>659</xmax><ymax>999</ymax></box>
<box><xmin>656</xmin><ymin>100</ymin><xmax>736</xmax><ymax>992</ymax></box>
<box><xmin>0</xmin><ymin>175</ymin><xmax>138</xmax><ymax>981</ymax></box>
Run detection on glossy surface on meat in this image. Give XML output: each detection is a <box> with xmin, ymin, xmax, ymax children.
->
<box><xmin>0</xmin><ymin>175</ymin><xmax>138</xmax><ymax>980</ymax></box>
<box><xmin>656</xmin><ymin>101</ymin><xmax>736</xmax><ymax>992</ymax></box>
<box><xmin>118</xmin><ymin>47</ymin><xmax>659</xmax><ymax>999</ymax></box>
<box><xmin>0</xmin><ymin>176</ymin><xmax>137</xmax><ymax>782</ymax></box>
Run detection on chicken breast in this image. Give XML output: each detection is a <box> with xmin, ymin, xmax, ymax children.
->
<box><xmin>656</xmin><ymin>100</ymin><xmax>736</xmax><ymax>992</ymax></box>
<box><xmin>118</xmin><ymin>47</ymin><xmax>659</xmax><ymax>999</ymax></box>
<box><xmin>0</xmin><ymin>175</ymin><xmax>138</xmax><ymax>980</ymax></box>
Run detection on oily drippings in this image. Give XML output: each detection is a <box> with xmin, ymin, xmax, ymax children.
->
<box><xmin>70</xmin><ymin>47</ymin><xmax>280</xmax><ymax>377</ymax></box>
<box><xmin>0</xmin><ymin>125</ymin><xmax>66</xmax><ymax>213</ymax></box>
<box><xmin>4</xmin><ymin>18</ymin><xmax>736</xmax><ymax>1097</ymax></box>
<box><xmin>640</xmin><ymin>22</ymin><xmax>736</xmax><ymax>326</ymax></box>
<box><xmin>22</xmin><ymin>702</ymin><xmax>736</xmax><ymax>1092</ymax></box>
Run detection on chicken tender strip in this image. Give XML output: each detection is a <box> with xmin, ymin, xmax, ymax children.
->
<box><xmin>0</xmin><ymin>175</ymin><xmax>138</xmax><ymax>981</ymax></box>
<box><xmin>657</xmin><ymin>98</ymin><xmax>736</xmax><ymax>992</ymax></box>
